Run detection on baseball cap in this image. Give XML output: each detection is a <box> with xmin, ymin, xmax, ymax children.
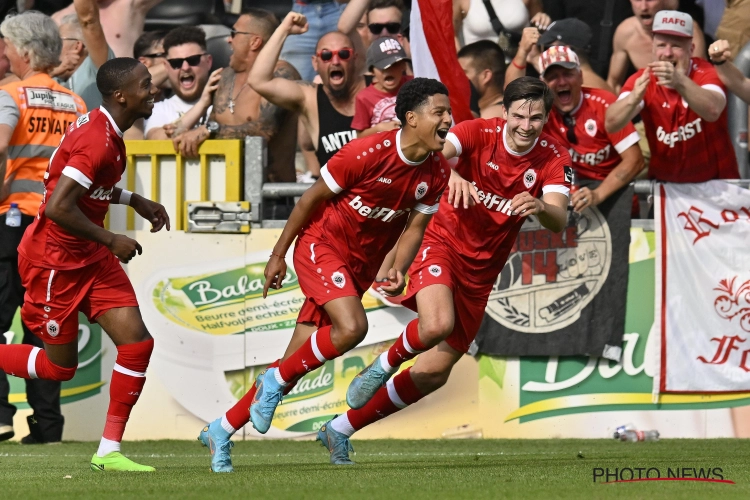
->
<box><xmin>652</xmin><ymin>10</ymin><xmax>693</xmax><ymax>38</ymax></box>
<box><xmin>367</xmin><ymin>36</ymin><xmax>410</xmax><ymax>71</ymax></box>
<box><xmin>538</xmin><ymin>19</ymin><xmax>592</xmax><ymax>53</ymax></box>
<box><xmin>539</xmin><ymin>46</ymin><xmax>580</xmax><ymax>77</ymax></box>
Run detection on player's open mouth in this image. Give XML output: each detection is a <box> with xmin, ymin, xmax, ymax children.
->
<box><xmin>436</xmin><ymin>128</ymin><xmax>449</xmax><ymax>140</ymax></box>
<box><xmin>329</xmin><ymin>70</ymin><xmax>344</xmax><ymax>84</ymax></box>
<box><xmin>180</xmin><ymin>74</ymin><xmax>196</xmax><ymax>89</ymax></box>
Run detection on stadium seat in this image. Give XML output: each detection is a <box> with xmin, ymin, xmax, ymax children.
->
<box><xmin>144</xmin><ymin>0</ymin><xmax>228</xmax><ymax>30</ymax></box>
<box><xmin>201</xmin><ymin>25</ymin><xmax>233</xmax><ymax>73</ymax></box>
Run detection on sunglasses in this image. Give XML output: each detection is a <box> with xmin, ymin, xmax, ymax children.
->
<box><xmin>368</xmin><ymin>22</ymin><xmax>401</xmax><ymax>35</ymax></box>
<box><xmin>230</xmin><ymin>29</ymin><xmax>258</xmax><ymax>39</ymax></box>
<box><xmin>316</xmin><ymin>48</ymin><xmax>354</xmax><ymax>62</ymax></box>
<box><xmin>167</xmin><ymin>53</ymin><xmax>207</xmax><ymax>69</ymax></box>
<box><xmin>562</xmin><ymin>113</ymin><xmax>578</xmax><ymax>145</ymax></box>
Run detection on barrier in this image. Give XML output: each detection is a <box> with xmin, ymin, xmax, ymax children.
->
<box><xmin>109</xmin><ymin>139</ymin><xmax>243</xmax><ymax>231</ymax></box>
<box><xmin>728</xmin><ymin>40</ymin><xmax>750</xmax><ymax>179</ymax></box>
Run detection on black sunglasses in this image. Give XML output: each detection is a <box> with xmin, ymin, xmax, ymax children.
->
<box><xmin>317</xmin><ymin>48</ymin><xmax>354</xmax><ymax>62</ymax></box>
<box><xmin>167</xmin><ymin>53</ymin><xmax>207</xmax><ymax>69</ymax></box>
<box><xmin>562</xmin><ymin>113</ymin><xmax>578</xmax><ymax>145</ymax></box>
<box><xmin>230</xmin><ymin>29</ymin><xmax>257</xmax><ymax>39</ymax></box>
<box><xmin>368</xmin><ymin>22</ymin><xmax>401</xmax><ymax>35</ymax></box>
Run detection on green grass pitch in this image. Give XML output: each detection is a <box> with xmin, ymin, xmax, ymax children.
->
<box><xmin>2</xmin><ymin>439</ymin><xmax>750</xmax><ymax>499</ymax></box>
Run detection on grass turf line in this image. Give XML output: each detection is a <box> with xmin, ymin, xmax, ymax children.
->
<box><xmin>1</xmin><ymin>439</ymin><xmax>749</xmax><ymax>499</ymax></box>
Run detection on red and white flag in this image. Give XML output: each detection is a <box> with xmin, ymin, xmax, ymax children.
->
<box><xmin>410</xmin><ymin>0</ymin><xmax>473</xmax><ymax>123</ymax></box>
<box><xmin>655</xmin><ymin>181</ymin><xmax>750</xmax><ymax>393</ymax></box>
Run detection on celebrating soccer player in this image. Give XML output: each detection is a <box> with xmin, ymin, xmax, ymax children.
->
<box><xmin>0</xmin><ymin>58</ymin><xmax>169</xmax><ymax>472</ymax></box>
<box><xmin>319</xmin><ymin>77</ymin><xmax>572</xmax><ymax>464</ymax></box>
<box><xmin>198</xmin><ymin>77</ymin><xmax>475</xmax><ymax>473</ymax></box>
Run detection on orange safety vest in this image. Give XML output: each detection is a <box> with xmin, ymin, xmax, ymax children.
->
<box><xmin>0</xmin><ymin>73</ymin><xmax>86</xmax><ymax>216</ymax></box>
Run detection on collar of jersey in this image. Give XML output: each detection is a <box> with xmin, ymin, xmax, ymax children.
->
<box><xmin>99</xmin><ymin>106</ymin><xmax>124</xmax><ymax>138</ymax></box>
<box><xmin>396</xmin><ymin>129</ymin><xmax>429</xmax><ymax>165</ymax></box>
<box><xmin>502</xmin><ymin>123</ymin><xmax>538</xmax><ymax>157</ymax></box>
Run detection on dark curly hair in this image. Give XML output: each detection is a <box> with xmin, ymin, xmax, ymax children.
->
<box><xmin>503</xmin><ymin>76</ymin><xmax>553</xmax><ymax>116</ymax></box>
<box><xmin>395</xmin><ymin>78</ymin><xmax>449</xmax><ymax>126</ymax></box>
<box><xmin>97</xmin><ymin>57</ymin><xmax>142</xmax><ymax>96</ymax></box>
<box><xmin>163</xmin><ymin>26</ymin><xmax>207</xmax><ymax>54</ymax></box>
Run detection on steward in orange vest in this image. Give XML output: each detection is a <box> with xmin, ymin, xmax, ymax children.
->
<box><xmin>0</xmin><ymin>74</ymin><xmax>86</xmax><ymax>217</ymax></box>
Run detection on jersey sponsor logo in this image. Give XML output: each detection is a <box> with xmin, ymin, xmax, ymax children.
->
<box><xmin>46</xmin><ymin>319</ymin><xmax>60</xmax><ymax>337</ymax></box>
<box><xmin>487</xmin><ymin>161</ymin><xmax>500</xmax><ymax>171</ymax></box>
<box><xmin>473</xmin><ymin>182</ymin><xmax>514</xmax><ymax>215</ymax></box>
<box><xmin>415</xmin><ymin>182</ymin><xmax>428</xmax><ymax>200</ymax></box>
<box><xmin>24</xmin><ymin>88</ymin><xmax>78</xmax><ymax>113</ymax></box>
<box><xmin>348</xmin><ymin>195</ymin><xmax>410</xmax><ymax>222</ymax></box>
<box><xmin>569</xmin><ymin>144</ymin><xmax>612</xmax><ymax>166</ymax></box>
<box><xmin>486</xmin><ymin>208</ymin><xmax>611</xmax><ymax>333</ymax></box>
<box><xmin>321</xmin><ymin>130</ymin><xmax>356</xmax><ymax>154</ymax></box>
<box><xmin>76</xmin><ymin>113</ymin><xmax>90</xmax><ymax>127</ymax></box>
<box><xmin>90</xmin><ymin>186</ymin><xmax>114</xmax><ymax>201</ymax></box>
<box><xmin>584</xmin><ymin>119</ymin><xmax>597</xmax><ymax>137</ymax></box>
<box><xmin>27</xmin><ymin>117</ymin><xmax>74</xmax><ymax>135</ymax></box>
<box><xmin>564</xmin><ymin>166</ymin><xmax>574</xmax><ymax>184</ymax></box>
<box><xmin>377</xmin><ymin>177</ymin><xmax>392</xmax><ymax>184</ymax></box>
<box><xmin>655</xmin><ymin>118</ymin><xmax>703</xmax><ymax>148</ymax></box>
<box><xmin>331</xmin><ymin>271</ymin><xmax>346</xmax><ymax>288</ymax></box>
<box><xmin>523</xmin><ymin>169</ymin><xmax>537</xmax><ymax>189</ymax></box>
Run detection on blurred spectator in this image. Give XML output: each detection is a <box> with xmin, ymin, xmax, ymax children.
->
<box><xmin>134</xmin><ymin>30</ymin><xmax>170</xmax><ymax>99</ymax></box>
<box><xmin>541</xmin><ymin>0</ymin><xmax>633</xmax><ymax>79</ymax></box>
<box><xmin>53</xmin><ymin>0</ymin><xmax>165</xmax><ymax>57</ymax></box>
<box><xmin>0</xmin><ymin>37</ymin><xmax>18</xmax><ymax>86</ymax></box>
<box><xmin>506</xmin><ymin>19</ymin><xmax>612</xmax><ymax>92</ymax></box>
<box><xmin>708</xmin><ymin>39</ymin><xmax>750</xmax><ymax>103</ymax></box>
<box><xmin>352</xmin><ymin>36</ymin><xmax>411</xmax><ymax>137</ymax></box>
<box><xmin>280</xmin><ymin>1</ymin><xmax>346</xmax><ymax>81</ymax></box>
<box><xmin>249</xmin><ymin>12</ymin><xmax>366</xmax><ymax>175</ymax></box>
<box><xmin>453</xmin><ymin>0</ymin><xmax>550</xmax><ymax>53</ymax></box>
<box><xmin>145</xmin><ymin>26</ymin><xmax>221</xmax><ymax>140</ymax></box>
<box><xmin>336</xmin><ymin>0</ymin><xmax>373</xmax><ymax>55</ymax></box>
<box><xmin>607</xmin><ymin>0</ymin><xmax>706</xmax><ymax>94</ymax></box>
<box><xmin>539</xmin><ymin>46</ymin><xmax>643</xmax><ymax>212</ymax></box>
<box><xmin>696</xmin><ymin>0</ymin><xmax>724</xmax><ymax>40</ymax></box>
<box><xmin>715</xmin><ymin>0</ymin><xmax>750</xmax><ymax>60</ymax></box>
<box><xmin>367</xmin><ymin>0</ymin><xmax>410</xmax><ymax>57</ymax></box>
<box><xmin>0</xmin><ymin>10</ymin><xmax>86</xmax><ymax>446</ymax></box>
<box><xmin>606</xmin><ymin>11</ymin><xmax>738</xmax><ymax>183</ymax></box>
<box><xmin>52</xmin><ymin>0</ymin><xmax>115</xmax><ymax>111</ymax></box>
<box><xmin>172</xmin><ymin>8</ymin><xmax>300</xmax><ymax>190</ymax></box>
<box><xmin>457</xmin><ymin>40</ymin><xmax>505</xmax><ymax>118</ymax></box>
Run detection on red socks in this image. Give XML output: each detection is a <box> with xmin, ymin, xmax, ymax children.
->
<box><xmin>347</xmin><ymin>368</ymin><xmax>425</xmax><ymax>430</ymax></box>
<box><xmin>0</xmin><ymin>344</ymin><xmax>76</xmax><ymax>381</ymax></box>
<box><xmin>102</xmin><ymin>338</ymin><xmax>154</xmax><ymax>442</ymax></box>
<box><xmin>278</xmin><ymin>325</ymin><xmax>339</xmax><ymax>383</ymax></box>
<box><xmin>386</xmin><ymin>319</ymin><xmax>426</xmax><ymax>368</ymax></box>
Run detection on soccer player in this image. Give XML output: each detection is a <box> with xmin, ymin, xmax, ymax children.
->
<box><xmin>0</xmin><ymin>58</ymin><xmax>168</xmax><ymax>472</ymax></box>
<box><xmin>319</xmin><ymin>77</ymin><xmax>571</xmax><ymax>464</ymax></box>
<box><xmin>199</xmin><ymin>77</ymin><xmax>468</xmax><ymax>473</ymax></box>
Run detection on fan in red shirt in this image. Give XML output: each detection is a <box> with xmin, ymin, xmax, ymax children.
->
<box><xmin>317</xmin><ymin>77</ymin><xmax>571</xmax><ymax>465</ymax></box>
<box><xmin>605</xmin><ymin>10</ymin><xmax>739</xmax><ymax>183</ymax></box>
<box><xmin>0</xmin><ymin>58</ymin><xmax>169</xmax><ymax>472</ymax></box>
<box><xmin>198</xmin><ymin>77</ymin><xmax>468</xmax><ymax>473</ymax></box>
<box><xmin>539</xmin><ymin>46</ymin><xmax>645</xmax><ymax>213</ymax></box>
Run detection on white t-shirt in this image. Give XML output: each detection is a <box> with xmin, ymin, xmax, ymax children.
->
<box><xmin>144</xmin><ymin>94</ymin><xmax>212</xmax><ymax>136</ymax></box>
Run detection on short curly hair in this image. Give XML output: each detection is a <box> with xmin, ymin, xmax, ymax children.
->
<box><xmin>395</xmin><ymin>78</ymin><xmax>449</xmax><ymax>126</ymax></box>
<box><xmin>163</xmin><ymin>26</ymin><xmax>207</xmax><ymax>54</ymax></box>
<box><xmin>97</xmin><ymin>57</ymin><xmax>141</xmax><ymax>97</ymax></box>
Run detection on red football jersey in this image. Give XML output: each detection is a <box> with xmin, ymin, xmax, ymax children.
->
<box><xmin>545</xmin><ymin>87</ymin><xmax>640</xmax><ymax>181</ymax></box>
<box><xmin>19</xmin><ymin>108</ymin><xmax>126</xmax><ymax>270</ymax></box>
<box><xmin>620</xmin><ymin>58</ymin><xmax>738</xmax><ymax>182</ymax></box>
<box><xmin>308</xmin><ymin>129</ymin><xmax>450</xmax><ymax>282</ymax></box>
<box><xmin>436</xmin><ymin>118</ymin><xmax>572</xmax><ymax>284</ymax></box>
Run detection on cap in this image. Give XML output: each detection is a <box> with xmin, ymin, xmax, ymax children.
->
<box><xmin>367</xmin><ymin>36</ymin><xmax>410</xmax><ymax>71</ymax></box>
<box><xmin>539</xmin><ymin>46</ymin><xmax>580</xmax><ymax>77</ymax></box>
<box><xmin>652</xmin><ymin>10</ymin><xmax>693</xmax><ymax>38</ymax></box>
<box><xmin>538</xmin><ymin>18</ymin><xmax>592</xmax><ymax>53</ymax></box>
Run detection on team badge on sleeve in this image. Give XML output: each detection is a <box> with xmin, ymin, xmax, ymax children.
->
<box><xmin>564</xmin><ymin>166</ymin><xmax>574</xmax><ymax>183</ymax></box>
<box><xmin>331</xmin><ymin>272</ymin><xmax>346</xmax><ymax>289</ymax></box>
<box><xmin>429</xmin><ymin>265</ymin><xmax>442</xmax><ymax>277</ymax></box>
<box><xmin>523</xmin><ymin>169</ymin><xmax>537</xmax><ymax>189</ymax></box>
<box><xmin>415</xmin><ymin>182</ymin><xmax>428</xmax><ymax>200</ymax></box>
<box><xmin>46</xmin><ymin>320</ymin><xmax>60</xmax><ymax>337</ymax></box>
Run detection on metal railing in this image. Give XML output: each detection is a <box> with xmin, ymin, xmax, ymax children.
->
<box><xmin>728</xmin><ymin>40</ymin><xmax>750</xmax><ymax>179</ymax></box>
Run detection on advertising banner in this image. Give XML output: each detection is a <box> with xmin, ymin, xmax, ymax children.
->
<box><xmin>656</xmin><ymin>181</ymin><xmax>750</xmax><ymax>393</ymax></box>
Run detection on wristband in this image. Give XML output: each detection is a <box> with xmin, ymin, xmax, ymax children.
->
<box><xmin>119</xmin><ymin>189</ymin><xmax>132</xmax><ymax>206</ymax></box>
<box><xmin>710</xmin><ymin>59</ymin><xmax>726</xmax><ymax>66</ymax></box>
<box><xmin>511</xmin><ymin>59</ymin><xmax>526</xmax><ymax>70</ymax></box>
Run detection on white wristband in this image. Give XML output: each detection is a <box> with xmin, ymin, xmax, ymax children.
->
<box><xmin>118</xmin><ymin>189</ymin><xmax>132</xmax><ymax>206</ymax></box>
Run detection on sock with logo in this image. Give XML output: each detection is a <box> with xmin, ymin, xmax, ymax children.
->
<box><xmin>344</xmin><ymin>368</ymin><xmax>425</xmax><ymax>435</ymax></box>
<box><xmin>384</xmin><ymin>319</ymin><xmax>426</xmax><ymax>371</ymax></box>
<box><xmin>278</xmin><ymin>325</ymin><xmax>339</xmax><ymax>383</ymax></box>
<box><xmin>98</xmin><ymin>338</ymin><xmax>153</xmax><ymax>457</ymax></box>
<box><xmin>0</xmin><ymin>344</ymin><xmax>76</xmax><ymax>381</ymax></box>
<box><xmin>224</xmin><ymin>359</ymin><xmax>281</xmax><ymax>431</ymax></box>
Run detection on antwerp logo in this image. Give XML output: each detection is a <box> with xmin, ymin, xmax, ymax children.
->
<box><xmin>331</xmin><ymin>272</ymin><xmax>346</xmax><ymax>289</ymax></box>
<box><xmin>584</xmin><ymin>119</ymin><xmax>597</xmax><ymax>137</ymax></box>
<box><xmin>428</xmin><ymin>265</ymin><xmax>442</xmax><ymax>277</ymax></box>
<box><xmin>415</xmin><ymin>182</ymin><xmax>428</xmax><ymax>200</ymax></box>
<box><xmin>46</xmin><ymin>319</ymin><xmax>60</xmax><ymax>337</ymax></box>
<box><xmin>486</xmin><ymin>208</ymin><xmax>612</xmax><ymax>333</ymax></box>
<box><xmin>523</xmin><ymin>169</ymin><xmax>537</xmax><ymax>189</ymax></box>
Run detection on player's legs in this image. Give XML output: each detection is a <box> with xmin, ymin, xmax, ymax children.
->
<box><xmin>250</xmin><ymin>296</ymin><xmax>368</xmax><ymax>434</ymax></box>
<box><xmin>347</xmin><ymin>283</ymin><xmax>455</xmax><ymax>409</ymax></box>
<box><xmin>320</xmin><ymin>342</ymin><xmax>463</xmax><ymax>464</ymax></box>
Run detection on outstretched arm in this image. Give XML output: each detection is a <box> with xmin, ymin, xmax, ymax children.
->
<box><xmin>338</xmin><ymin>0</ymin><xmax>370</xmax><ymax>35</ymax></box>
<box><xmin>73</xmin><ymin>0</ymin><xmax>110</xmax><ymax>69</ymax></box>
<box><xmin>709</xmin><ymin>40</ymin><xmax>750</xmax><ymax>103</ymax></box>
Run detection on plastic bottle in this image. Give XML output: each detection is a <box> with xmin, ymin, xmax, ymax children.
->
<box><xmin>5</xmin><ymin>202</ymin><xmax>21</xmax><ymax>227</ymax></box>
<box><xmin>612</xmin><ymin>423</ymin><xmax>636</xmax><ymax>440</ymax></box>
<box><xmin>620</xmin><ymin>429</ymin><xmax>659</xmax><ymax>442</ymax></box>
